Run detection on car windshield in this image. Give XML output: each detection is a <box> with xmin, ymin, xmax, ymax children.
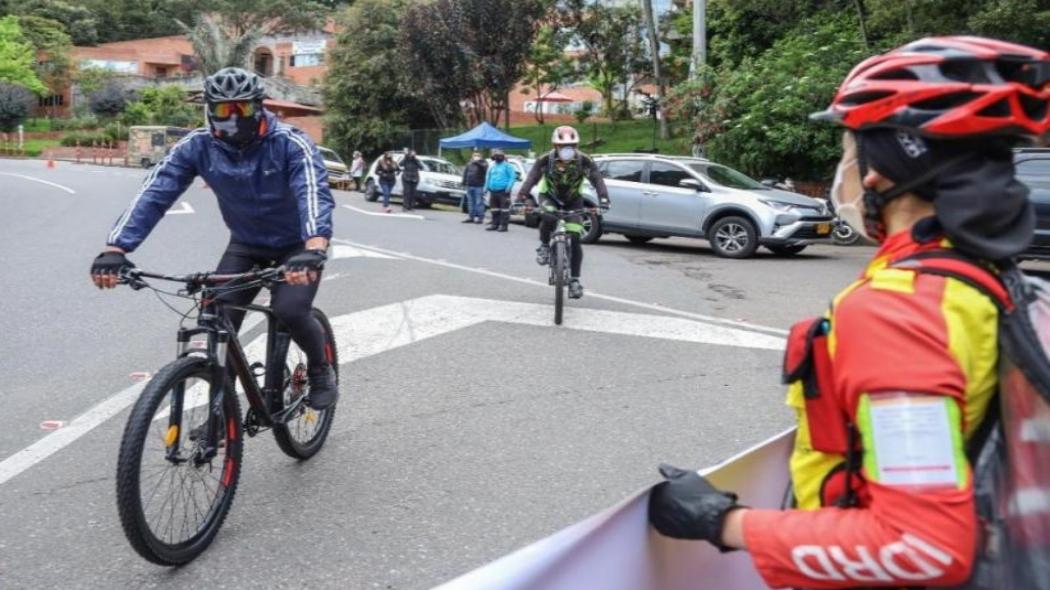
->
<box><xmin>688</xmin><ymin>163</ymin><xmax>766</xmax><ymax>190</ymax></box>
<box><xmin>421</xmin><ymin>158</ymin><xmax>459</xmax><ymax>175</ymax></box>
<box><xmin>318</xmin><ymin>148</ymin><xmax>343</xmax><ymax>164</ymax></box>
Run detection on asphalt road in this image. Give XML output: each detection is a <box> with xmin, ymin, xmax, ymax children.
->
<box><xmin>0</xmin><ymin>158</ymin><xmax>878</xmax><ymax>588</ymax></box>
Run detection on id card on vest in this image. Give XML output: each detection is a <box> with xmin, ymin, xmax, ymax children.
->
<box><xmin>862</xmin><ymin>393</ymin><xmax>963</xmax><ymax>490</ymax></box>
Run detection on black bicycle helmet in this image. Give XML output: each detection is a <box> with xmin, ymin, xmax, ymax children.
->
<box><xmin>203</xmin><ymin>67</ymin><xmax>265</xmax><ymax>103</ymax></box>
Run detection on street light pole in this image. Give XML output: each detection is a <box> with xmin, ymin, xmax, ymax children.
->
<box><xmin>690</xmin><ymin>0</ymin><xmax>706</xmax><ymax>80</ymax></box>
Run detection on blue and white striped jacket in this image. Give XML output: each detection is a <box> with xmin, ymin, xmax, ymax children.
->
<box><xmin>107</xmin><ymin>112</ymin><xmax>334</xmax><ymax>252</ymax></box>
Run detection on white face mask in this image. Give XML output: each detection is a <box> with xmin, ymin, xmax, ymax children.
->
<box><xmin>557</xmin><ymin>147</ymin><xmax>576</xmax><ymax>161</ymax></box>
<box><xmin>831</xmin><ymin>133</ymin><xmax>871</xmax><ymax>241</ymax></box>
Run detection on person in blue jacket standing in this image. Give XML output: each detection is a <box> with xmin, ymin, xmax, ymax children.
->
<box><xmin>88</xmin><ymin>67</ymin><xmax>339</xmax><ymax>410</ymax></box>
<box><xmin>485</xmin><ymin>149</ymin><xmax>517</xmax><ymax>232</ymax></box>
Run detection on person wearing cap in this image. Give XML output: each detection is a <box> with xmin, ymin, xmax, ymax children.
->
<box><xmin>89</xmin><ymin>67</ymin><xmax>339</xmax><ymax>410</ymax></box>
<box><xmin>485</xmin><ymin>149</ymin><xmax>516</xmax><ymax>232</ymax></box>
<box><xmin>647</xmin><ymin>36</ymin><xmax>1047</xmax><ymax>588</ymax></box>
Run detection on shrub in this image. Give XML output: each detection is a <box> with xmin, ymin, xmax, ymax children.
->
<box><xmin>60</xmin><ymin>131</ymin><xmax>111</xmax><ymax>146</ymax></box>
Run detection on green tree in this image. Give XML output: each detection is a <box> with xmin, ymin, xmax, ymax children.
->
<box><xmin>17</xmin><ymin>15</ymin><xmax>71</xmax><ymax>95</ymax></box>
<box><xmin>178</xmin><ymin>13</ymin><xmax>264</xmax><ymax>75</ymax></box>
<box><xmin>520</xmin><ymin>25</ymin><xmax>575</xmax><ymax>125</ymax></box>
<box><xmin>323</xmin><ymin>0</ymin><xmax>438</xmax><ymax>156</ymax></box>
<box><xmin>13</xmin><ymin>0</ymin><xmax>99</xmax><ymax>45</ymax></box>
<box><xmin>0</xmin><ymin>82</ymin><xmax>34</xmax><ymax>131</ymax></box>
<box><xmin>87</xmin><ymin>80</ymin><xmax>127</xmax><ymax>118</ymax></box>
<box><xmin>401</xmin><ymin>0</ymin><xmax>546</xmax><ymax>128</ymax></box>
<box><xmin>693</xmin><ymin>14</ymin><xmax>867</xmax><ymax>180</ymax></box>
<box><xmin>0</xmin><ymin>16</ymin><xmax>46</xmax><ymax>94</ymax></box>
<box><xmin>560</xmin><ymin>0</ymin><xmax>645</xmax><ymax>119</ymax></box>
<box><xmin>127</xmin><ymin>85</ymin><xmax>199</xmax><ymax>127</ymax></box>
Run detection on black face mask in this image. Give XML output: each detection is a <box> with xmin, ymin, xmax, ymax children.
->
<box><xmin>493</xmin><ymin>155</ymin><xmax>505</xmax><ymax>162</ymax></box>
<box><xmin>857</xmin><ymin>129</ymin><xmax>1035</xmax><ymax>260</ymax></box>
<box><xmin>209</xmin><ymin>110</ymin><xmax>263</xmax><ymax>147</ymax></box>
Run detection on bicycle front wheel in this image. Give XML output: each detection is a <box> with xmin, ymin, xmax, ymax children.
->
<box><xmin>272</xmin><ymin>308</ymin><xmax>338</xmax><ymax>460</ymax></box>
<box><xmin>553</xmin><ymin>240</ymin><xmax>566</xmax><ymax>325</ymax></box>
<box><xmin>115</xmin><ymin>356</ymin><xmax>243</xmax><ymax>565</ymax></box>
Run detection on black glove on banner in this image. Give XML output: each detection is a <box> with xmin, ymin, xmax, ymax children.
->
<box><xmin>648</xmin><ymin>463</ymin><xmax>742</xmax><ymax>551</ymax></box>
<box><xmin>285</xmin><ymin>249</ymin><xmax>327</xmax><ymax>272</ymax></box>
<box><xmin>91</xmin><ymin>251</ymin><xmax>133</xmax><ymax>276</ymax></box>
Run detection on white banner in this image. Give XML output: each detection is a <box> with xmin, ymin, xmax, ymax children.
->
<box><xmin>435</xmin><ymin>429</ymin><xmax>795</xmax><ymax>590</ymax></box>
<box><xmin>293</xmin><ymin>40</ymin><xmax>327</xmax><ymax>55</ymax></box>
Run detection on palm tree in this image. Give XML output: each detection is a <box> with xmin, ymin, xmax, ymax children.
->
<box><xmin>177</xmin><ymin>14</ymin><xmax>264</xmax><ymax>76</ymax></box>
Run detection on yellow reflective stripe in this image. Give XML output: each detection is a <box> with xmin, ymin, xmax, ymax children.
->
<box><xmin>786</xmin><ymin>381</ymin><xmax>844</xmax><ymax>509</ymax></box>
<box><xmin>941</xmin><ymin>276</ymin><xmax>999</xmax><ymax>438</ymax></box>
<box><xmin>857</xmin><ymin>395</ymin><xmax>879</xmax><ymax>479</ymax></box>
<box><xmin>869</xmin><ymin>268</ymin><xmax>916</xmax><ymax>294</ymax></box>
<box><xmin>827</xmin><ymin>279</ymin><xmax>865</xmax><ymax>358</ymax></box>
<box><xmin>947</xmin><ymin>396</ymin><xmax>968</xmax><ymax>489</ymax></box>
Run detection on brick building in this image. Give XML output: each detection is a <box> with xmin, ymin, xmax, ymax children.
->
<box><xmin>38</xmin><ymin>28</ymin><xmax>333</xmax><ymax>143</ymax></box>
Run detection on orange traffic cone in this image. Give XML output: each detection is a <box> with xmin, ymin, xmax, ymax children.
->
<box><xmin>46</xmin><ymin>153</ymin><xmax>55</xmax><ymax>168</ymax></box>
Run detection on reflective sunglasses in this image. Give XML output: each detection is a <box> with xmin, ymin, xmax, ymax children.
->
<box><xmin>210</xmin><ymin>101</ymin><xmax>257</xmax><ymax>119</ymax></box>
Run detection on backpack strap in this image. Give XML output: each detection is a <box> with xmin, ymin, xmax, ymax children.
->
<box><xmin>891</xmin><ymin>250</ymin><xmax>1015</xmax><ymax>312</ymax></box>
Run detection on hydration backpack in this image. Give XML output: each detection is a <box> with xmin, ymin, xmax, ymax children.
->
<box><xmin>893</xmin><ymin>252</ymin><xmax>1050</xmax><ymax>589</ymax></box>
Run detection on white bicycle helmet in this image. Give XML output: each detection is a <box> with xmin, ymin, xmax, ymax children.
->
<box><xmin>551</xmin><ymin>125</ymin><xmax>580</xmax><ymax>146</ymax></box>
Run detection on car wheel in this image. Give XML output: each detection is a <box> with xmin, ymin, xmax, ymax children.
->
<box><xmin>766</xmin><ymin>244</ymin><xmax>808</xmax><ymax>256</ymax></box>
<box><xmin>140</xmin><ymin>158</ymin><xmax>152</xmax><ymax>169</ymax></box>
<box><xmin>524</xmin><ymin>210</ymin><xmax>540</xmax><ymax>228</ymax></box>
<box><xmin>364</xmin><ymin>179</ymin><xmax>378</xmax><ymax>202</ymax></box>
<box><xmin>579</xmin><ymin>210</ymin><xmax>603</xmax><ymax>244</ymax></box>
<box><xmin>708</xmin><ymin>216</ymin><xmax>759</xmax><ymax>259</ymax></box>
<box><xmin>625</xmin><ymin>235</ymin><xmax>653</xmax><ymax>245</ymax></box>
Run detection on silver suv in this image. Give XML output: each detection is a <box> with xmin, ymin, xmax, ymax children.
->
<box><xmin>590</xmin><ymin>154</ymin><xmax>834</xmax><ymax>258</ymax></box>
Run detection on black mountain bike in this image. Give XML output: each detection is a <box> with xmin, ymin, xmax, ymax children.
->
<box><xmin>544</xmin><ymin>208</ymin><xmax>595</xmax><ymax>326</ymax></box>
<box><xmin>114</xmin><ymin>266</ymin><xmax>338</xmax><ymax>565</ymax></box>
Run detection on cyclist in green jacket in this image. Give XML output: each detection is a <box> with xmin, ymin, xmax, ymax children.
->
<box><xmin>517</xmin><ymin>125</ymin><xmax>610</xmax><ymax>299</ymax></box>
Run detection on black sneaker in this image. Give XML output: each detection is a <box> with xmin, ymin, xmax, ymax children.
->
<box><xmin>306</xmin><ymin>364</ymin><xmax>338</xmax><ymax>410</ymax></box>
<box><xmin>536</xmin><ymin>245</ymin><xmax>550</xmax><ymax>266</ymax></box>
<box><xmin>568</xmin><ymin>279</ymin><xmax>584</xmax><ymax>299</ymax></box>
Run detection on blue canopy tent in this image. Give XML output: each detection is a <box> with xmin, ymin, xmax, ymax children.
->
<box><xmin>438</xmin><ymin>122</ymin><xmax>531</xmax><ymax>155</ymax></box>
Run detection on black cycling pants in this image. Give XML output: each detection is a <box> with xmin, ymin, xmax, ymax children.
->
<box><xmin>215</xmin><ymin>241</ymin><xmax>327</xmax><ymax>369</ymax></box>
<box><xmin>538</xmin><ymin>196</ymin><xmax>584</xmax><ymax>278</ymax></box>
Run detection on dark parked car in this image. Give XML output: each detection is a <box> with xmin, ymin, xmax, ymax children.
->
<box><xmin>1016</xmin><ymin>148</ymin><xmax>1050</xmax><ymax>260</ymax></box>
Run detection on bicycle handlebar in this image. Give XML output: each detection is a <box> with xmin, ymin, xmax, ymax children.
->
<box><xmin>120</xmin><ymin>267</ymin><xmax>284</xmax><ymax>291</ymax></box>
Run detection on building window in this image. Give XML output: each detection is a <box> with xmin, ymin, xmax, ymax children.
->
<box><xmin>38</xmin><ymin>94</ymin><xmax>65</xmax><ymax>107</ymax></box>
<box><xmin>155</xmin><ymin>66</ymin><xmax>168</xmax><ymax>78</ymax></box>
<box><xmin>290</xmin><ymin>53</ymin><xmax>324</xmax><ymax>67</ymax></box>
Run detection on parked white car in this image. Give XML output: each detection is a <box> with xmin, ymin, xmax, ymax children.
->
<box><xmin>362</xmin><ymin>151</ymin><xmax>465</xmax><ymax>207</ymax></box>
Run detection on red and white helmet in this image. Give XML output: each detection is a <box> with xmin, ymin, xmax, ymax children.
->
<box><xmin>551</xmin><ymin>125</ymin><xmax>580</xmax><ymax>146</ymax></box>
<box><xmin>814</xmin><ymin>36</ymin><xmax>1050</xmax><ymax>139</ymax></box>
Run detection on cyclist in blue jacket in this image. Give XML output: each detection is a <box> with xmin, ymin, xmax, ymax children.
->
<box><xmin>89</xmin><ymin>68</ymin><xmax>339</xmax><ymax>409</ymax></box>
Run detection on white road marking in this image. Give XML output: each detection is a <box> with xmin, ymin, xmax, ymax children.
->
<box><xmin>333</xmin><ymin>239</ymin><xmax>788</xmax><ymax>337</ymax></box>
<box><xmin>342</xmin><ymin>204</ymin><xmax>425</xmax><ymax>220</ymax></box>
<box><xmin>164</xmin><ymin>201</ymin><xmax>195</xmax><ymax>215</ymax></box>
<box><xmin>0</xmin><ymin>382</ymin><xmax>145</xmax><ymax>485</ymax></box>
<box><xmin>0</xmin><ymin>293</ymin><xmax>781</xmax><ymax>486</ymax></box>
<box><xmin>330</xmin><ymin>244</ymin><xmax>399</xmax><ymax>260</ymax></box>
<box><xmin>0</xmin><ymin>172</ymin><xmax>76</xmax><ymax>194</ymax></box>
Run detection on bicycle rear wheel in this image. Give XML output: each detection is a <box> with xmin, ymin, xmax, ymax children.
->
<box><xmin>115</xmin><ymin>356</ymin><xmax>242</xmax><ymax>565</ymax></box>
<box><xmin>272</xmin><ymin>308</ymin><xmax>338</xmax><ymax>459</ymax></box>
<box><xmin>553</xmin><ymin>240</ymin><xmax>566</xmax><ymax>325</ymax></box>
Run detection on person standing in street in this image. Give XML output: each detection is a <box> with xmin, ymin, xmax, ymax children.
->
<box><xmin>461</xmin><ymin>150</ymin><xmax>488</xmax><ymax>224</ymax></box>
<box><xmin>350</xmin><ymin>151</ymin><xmax>365</xmax><ymax>192</ymax></box>
<box><xmin>485</xmin><ymin>149</ymin><xmax>516</xmax><ymax>232</ymax></box>
<box><xmin>400</xmin><ymin>149</ymin><xmax>423</xmax><ymax>211</ymax></box>
<box><xmin>376</xmin><ymin>152</ymin><xmax>399</xmax><ymax>213</ymax></box>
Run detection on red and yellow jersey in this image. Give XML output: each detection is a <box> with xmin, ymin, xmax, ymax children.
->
<box><xmin>743</xmin><ymin>230</ymin><xmax>1000</xmax><ymax>588</ymax></box>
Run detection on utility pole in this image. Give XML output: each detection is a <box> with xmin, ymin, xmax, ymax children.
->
<box><xmin>690</xmin><ymin>0</ymin><xmax>706</xmax><ymax>80</ymax></box>
<box><xmin>640</xmin><ymin>0</ymin><xmax>668</xmax><ymax>140</ymax></box>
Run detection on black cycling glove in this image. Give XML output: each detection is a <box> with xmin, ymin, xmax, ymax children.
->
<box><xmin>90</xmin><ymin>251</ymin><xmax>134</xmax><ymax>277</ymax></box>
<box><xmin>647</xmin><ymin>463</ymin><xmax>742</xmax><ymax>551</ymax></box>
<box><xmin>285</xmin><ymin>249</ymin><xmax>327</xmax><ymax>272</ymax></box>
